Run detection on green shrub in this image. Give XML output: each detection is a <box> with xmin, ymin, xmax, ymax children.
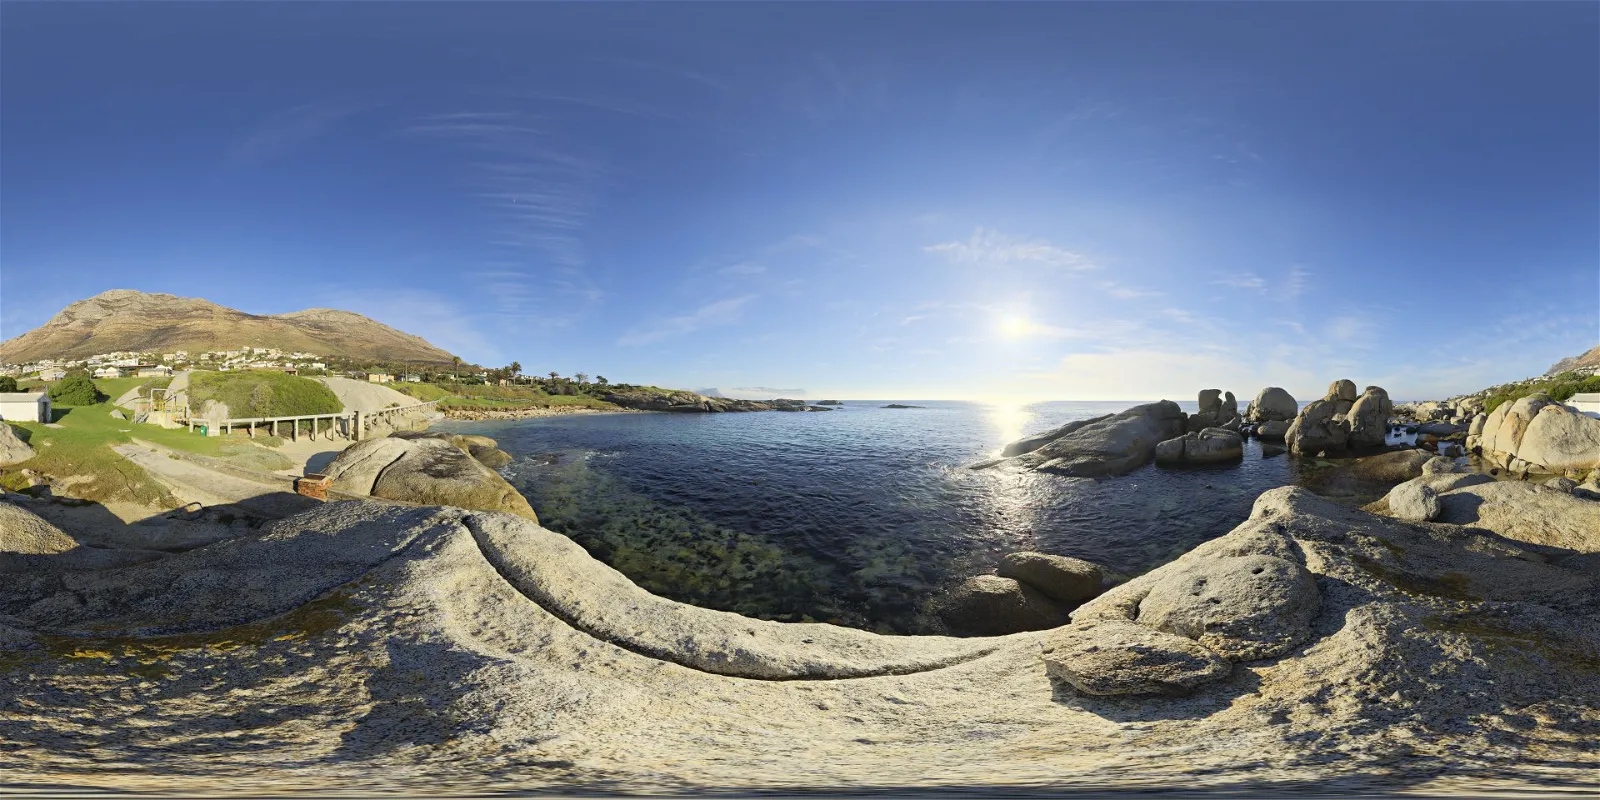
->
<box><xmin>188</xmin><ymin>370</ymin><xmax>343</xmax><ymax>418</ymax></box>
<box><xmin>1483</xmin><ymin>372</ymin><xmax>1600</xmax><ymax>413</ymax></box>
<box><xmin>48</xmin><ymin>375</ymin><xmax>106</xmax><ymax>406</ymax></box>
<box><xmin>0</xmin><ymin>376</ymin><xmax>17</xmax><ymax>392</ymax></box>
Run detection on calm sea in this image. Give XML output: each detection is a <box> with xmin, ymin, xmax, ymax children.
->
<box><xmin>439</xmin><ymin>400</ymin><xmax>1369</xmax><ymax>634</ymax></box>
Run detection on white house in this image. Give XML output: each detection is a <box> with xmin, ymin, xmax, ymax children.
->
<box><xmin>0</xmin><ymin>392</ymin><xmax>51</xmax><ymax>423</ymax></box>
<box><xmin>136</xmin><ymin>365</ymin><xmax>173</xmax><ymax>378</ymax></box>
<box><xmin>94</xmin><ymin>366</ymin><xmax>125</xmax><ymax>379</ymax></box>
<box><xmin>37</xmin><ymin>369</ymin><xmax>66</xmax><ymax>381</ymax></box>
<box><xmin>1564</xmin><ymin>393</ymin><xmax>1600</xmax><ymax>420</ymax></box>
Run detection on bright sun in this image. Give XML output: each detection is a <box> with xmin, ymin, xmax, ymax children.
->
<box><xmin>998</xmin><ymin>313</ymin><xmax>1030</xmax><ymax>339</ymax></box>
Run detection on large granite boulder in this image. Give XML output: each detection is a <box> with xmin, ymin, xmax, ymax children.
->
<box><xmin>0</xmin><ymin>423</ymin><xmax>34</xmax><ymax>467</ymax></box>
<box><xmin>1504</xmin><ymin>403</ymin><xmax>1600</xmax><ymax>474</ymax></box>
<box><xmin>1387</xmin><ymin>481</ymin><xmax>1441</xmax><ymax>521</ymax></box>
<box><xmin>1245</xmin><ymin>387</ymin><xmax>1298</xmax><ymax>422</ymax></box>
<box><xmin>934</xmin><ymin>575</ymin><xmax>1067</xmax><ymax>636</ymax></box>
<box><xmin>1155</xmin><ymin>427</ymin><xmax>1243</xmax><ymax>466</ymax></box>
<box><xmin>996</xmin><ymin>552</ymin><xmax>1103</xmax><ymax>604</ymax></box>
<box><xmin>0</xmin><ymin>502</ymin><xmax>77</xmax><ymax>555</ymax></box>
<box><xmin>324</xmin><ymin>437</ymin><xmax>538</xmax><ymax>522</ymax></box>
<box><xmin>986</xmin><ymin>401</ymin><xmax>1187</xmax><ymax>477</ymax></box>
<box><xmin>1329</xmin><ymin>379</ymin><xmax>1358</xmax><ymax>405</ymax></box>
<box><xmin>1285</xmin><ymin>399</ymin><xmax>1347</xmax><ymax>454</ymax></box>
<box><xmin>391</xmin><ymin>431</ymin><xmax>514</xmax><ymax>470</ymax></box>
<box><xmin>1345</xmin><ymin>386</ymin><xmax>1393</xmax><ymax>448</ymax></box>
<box><xmin>999</xmin><ymin>414</ymin><xmax>1111</xmax><ymax>458</ymax></box>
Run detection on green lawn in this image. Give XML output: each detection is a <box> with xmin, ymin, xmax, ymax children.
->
<box><xmin>3</xmin><ymin>398</ymin><xmax>293</xmax><ymax>505</ymax></box>
<box><xmin>393</xmin><ymin>381</ymin><xmax>617</xmax><ymax>411</ymax></box>
<box><xmin>188</xmin><ymin>370</ymin><xmax>343</xmax><ymax>417</ymax></box>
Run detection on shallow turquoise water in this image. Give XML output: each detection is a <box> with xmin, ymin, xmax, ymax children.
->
<box><xmin>440</xmin><ymin>400</ymin><xmax>1347</xmax><ymax>634</ymax></box>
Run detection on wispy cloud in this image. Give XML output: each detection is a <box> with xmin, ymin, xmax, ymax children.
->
<box><xmin>225</xmin><ymin>101</ymin><xmax>376</xmax><ymax>168</ymax></box>
<box><xmin>1211</xmin><ymin>272</ymin><xmax>1266</xmax><ymax>291</ymax></box>
<box><xmin>925</xmin><ymin>228</ymin><xmax>1097</xmax><ymax>271</ymax></box>
<box><xmin>618</xmin><ymin>295</ymin><xmax>757</xmax><ymax>346</ymax></box>
<box><xmin>718</xmin><ymin>261</ymin><xmax>767</xmax><ymax>276</ymax></box>
<box><xmin>1285</xmin><ymin>265</ymin><xmax>1312</xmax><ymax>299</ymax></box>
<box><xmin>1099</xmin><ymin>280</ymin><xmax>1164</xmax><ymax>299</ymax></box>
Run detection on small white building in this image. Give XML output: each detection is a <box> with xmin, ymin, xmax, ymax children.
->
<box><xmin>94</xmin><ymin>366</ymin><xmax>125</xmax><ymax>379</ymax></box>
<box><xmin>136</xmin><ymin>365</ymin><xmax>173</xmax><ymax>378</ymax></box>
<box><xmin>38</xmin><ymin>369</ymin><xmax>66</xmax><ymax>381</ymax></box>
<box><xmin>0</xmin><ymin>392</ymin><xmax>51</xmax><ymax>423</ymax></box>
<box><xmin>1564</xmin><ymin>393</ymin><xmax>1600</xmax><ymax>420</ymax></box>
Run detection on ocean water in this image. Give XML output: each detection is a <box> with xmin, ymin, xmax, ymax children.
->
<box><xmin>439</xmin><ymin>400</ymin><xmax>1380</xmax><ymax>635</ymax></box>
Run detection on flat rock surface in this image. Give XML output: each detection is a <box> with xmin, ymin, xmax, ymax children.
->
<box><xmin>1</xmin><ymin>486</ymin><xmax>1597</xmax><ymax>793</ymax></box>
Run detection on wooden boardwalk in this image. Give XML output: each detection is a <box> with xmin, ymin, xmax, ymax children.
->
<box><xmin>182</xmin><ymin>399</ymin><xmax>440</xmax><ymax>442</ymax></box>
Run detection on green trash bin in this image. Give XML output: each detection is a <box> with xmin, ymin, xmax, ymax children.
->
<box><xmin>198</xmin><ymin>424</ymin><xmax>208</xmax><ymax>437</ymax></box>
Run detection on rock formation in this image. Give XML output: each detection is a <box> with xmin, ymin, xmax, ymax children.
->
<box><xmin>1472</xmin><ymin>393</ymin><xmax>1600</xmax><ymax>477</ymax></box>
<box><xmin>1154</xmin><ymin>427</ymin><xmax>1244</xmax><ymax>466</ymax></box>
<box><xmin>324</xmin><ymin>436</ymin><xmax>538</xmax><ymax>522</ymax></box>
<box><xmin>0</xmin><ymin>422</ymin><xmax>35</xmax><ymax>466</ymax></box>
<box><xmin>934</xmin><ymin>575</ymin><xmax>1068</xmax><ymax>636</ymax></box>
<box><xmin>1</xmin><ymin>482</ymin><xmax>1597</xmax><ymax>791</ymax></box>
<box><xmin>1244</xmin><ymin>387</ymin><xmax>1298</xmax><ymax>423</ymax></box>
<box><xmin>995</xmin><ymin>552</ymin><xmax>1104</xmax><ymax>604</ymax></box>
<box><xmin>981</xmin><ymin>401</ymin><xmax>1187</xmax><ymax>477</ymax></box>
<box><xmin>1186</xmin><ymin>389</ymin><xmax>1241</xmax><ymax>432</ymax></box>
<box><xmin>1286</xmin><ymin>379</ymin><xmax>1393</xmax><ymax>455</ymax></box>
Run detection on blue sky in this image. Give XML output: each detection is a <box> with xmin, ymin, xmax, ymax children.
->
<box><xmin>2</xmin><ymin>2</ymin><xmax>1596</xmax><ymax>401</ymax></box>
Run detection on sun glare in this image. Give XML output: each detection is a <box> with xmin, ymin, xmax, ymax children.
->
<box><xmin>997</xmin><ymin>313</ymin><xmax>1030</xmax><ymax>339</ymax></box>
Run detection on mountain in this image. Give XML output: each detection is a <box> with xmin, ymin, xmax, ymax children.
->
<box><xmin>0</xmin><ymin>290</ymin><xmax>457</xmax><ymax>365</ymax></box>
<box><xmin>1545</xmin><ymin>343</ymin><xmax>1600</xmax><ymax>376</ymax></box>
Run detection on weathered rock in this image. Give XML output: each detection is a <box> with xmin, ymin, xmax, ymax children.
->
<box><xmin>1255</xmin><ymin>419</ymin><xmax>1290</xmax><ymax>441</ymax></box>
<box><xmin>999</xmin><ymin>414</ymin><xmax>1111</xmax><ymax>458</ymax></box>
<box><xmin>1434</xmin><ymin>481</ymin><xmax>1600</xmax><ymax>551</ymax></box>
<box><xmin>1510</xmin><ymin>403</ymin><xmax>1600</xmax><ymax>473</ymax></box>
<box><xmin>1041</xmin><ymin>619</ymin><xmax>1231</xmax><ymax>696</ymax></box>
<box><xmin>391</xmin><ymin>431</ymin><xmax>514</xmax><ymax>470</ymax></box>
<box><xmin>1155</xmin><ymin>427</ymin><xmax>1243</xmax><ymax>466</ymax></box>
<box><xmin>1545</xmin><ymin>476</ymin><xmax>1579</xmax><ymax>494</ymax></box>
<box><xmin>1329</xmin><ymin>379</ymin><xmax>1358</xmax><ymax>404</ymax></box>
<box><xmin>1387</xmin><ymin>481</ymin><xmax>1441</xmax><ymax>521</ymax></box>
<box><xmin>934</xmin><ymin>575</ymin><xmax>1067</xmax><ymax>636</ymax></box>
<box><xmin>324</xmin><ymin>436</ymin><xmax>537</xmax><ymax>522</ymax></box>
<box><xmin>1416</xmin><ymin>421</ymin><xmax>1459</xmax><ymax>436</ymax></box>
<box><xmin>323</xmin><ymin>437</ymin><xmax>413</xmax><ymax>495</ymax></box>
<box><xmin>996</xmin><ymin>552</ymin><xmax>1103</xmax><ymax>604</ymax></box>
<box><xmin>1246</xmin><ymin>387</ymin><xmax>1299</xmax><ymax>422</ymax></box>
<box><xmin>0</xmin><ymin>501</ymin><xmax>77</xmax><ymax>555</ymax></box>
<box><xmin>1420</xmin><ymin>456</ymin><xmax>1460</xmax><ymax>475</ymax></box>
<box><xmin>1345</xmin><ymin>386</ymin><xmax>1392</xmax><ymax>448</ymax></box>
<box><xmin>0</xmin><ymin>423</ymin><xmax>35</xmax><ymax>466</ymax></box>
<box><xmin>1286</xmin><ymin>398</ymin><xmax>1348</xmax><ymax>454</ymax></box>
<box><xmin>1135</xmin><ymin>554</ymin><xmax>1321</xmax><ymax>660</ymax></box>
<box><xmin>1186</xmin><ymin>390</ymin><xmax>1242</xmax><ymax>432</ymax></box>
<box><xmin>990</xmin><ymin>401</ymin><xmax>1187</xmax><ymax>477</ymax></box>
<box><xmin>372</xmin><ymin>439</ymin><xmax>537</xmax><ymax>522</ymax></box>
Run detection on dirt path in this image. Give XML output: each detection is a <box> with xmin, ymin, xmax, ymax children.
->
<box><xmin>115</xmin><ymin>441</ymin><xmax>315</xmax><ymax>518</ymax></box>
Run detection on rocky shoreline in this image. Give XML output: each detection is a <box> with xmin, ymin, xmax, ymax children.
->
<box><xmin>3</xmin><ymin>376</ymin><xmax>1599</xmax><ymax>792</ymax></box>
<box><xmin>441</xmin><ymin>405</ymin><xmax>641</xmax><ymax>422</ymax></box>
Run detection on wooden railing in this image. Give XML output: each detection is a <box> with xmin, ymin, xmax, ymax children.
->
<box><xmin>181</xmin><ymin>400</ymin><xmax>440</xmax><ymax>442</ymax></box>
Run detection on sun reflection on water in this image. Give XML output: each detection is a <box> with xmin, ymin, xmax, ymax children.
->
<box><xmin>984</xmin><ymin>400</ymin><xmax>1034</xmax><ymax>456</ymax></box>
<box><xmin>971</xmin><ymin>400</ymin><xmax>1047</xmax><ymax>551</ymax></box>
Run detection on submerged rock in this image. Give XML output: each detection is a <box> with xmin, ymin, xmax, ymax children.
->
<box><xmin>934</xmin><ymin>575</ymin><xmax>1067</xmax><ymax>636</ymax></box>
<box><xmin>996</xmin><ymin>552</ymin><xmax>1104</xmax><ymax>604</ymax></box>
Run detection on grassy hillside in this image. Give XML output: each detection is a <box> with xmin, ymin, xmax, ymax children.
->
<box><xmin>2</xmin><ymin>392</ymin><xmax>293</xmax><ymax>505</ymax></box>
<box><xmin>392</xmin><ymin>381</ymin><xmax>616</xmax><ymax>411</ymax></box>
<box><xmin>1483</xmin><ymin>371</ymin><xmax>1600</xmax><ymax>413</ymax></box>
<box><xmin>188</xmin><ymin>370</ymin><xmax>343</xmax><ymax>418</ymax></box>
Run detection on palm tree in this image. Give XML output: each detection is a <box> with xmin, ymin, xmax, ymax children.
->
<box><xmin>574</xmin><ymin>372</ymin><xmax>589</xmax><ymax>385</ymax></box>
<box><xmin>508</xmin><ymin>361</ymin><xmax>522</xmax><ymax>379</ymax></box>
<box><xmin>452</xmin><ymin>356</ymin><xmax>461</xmax><ymax>386</ymax></box>
<box><xmin>595</xmin><ymin>375</ymin><xmax>608</xmax><ymax>387</ymax></box>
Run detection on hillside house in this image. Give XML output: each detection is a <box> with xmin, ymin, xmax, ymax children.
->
<box><xmin>136</xmin><ymin>365</ymin><xmax>173</xmax><ymax>378</ymax></box>
<box><xmin>94</xmin><ymin>366</ymin><xmax>125</xmax><ymax>379</ymax></box>
<box><xmin>1565</xmin><ymin>393</ymin><xmax>1600</xmax><ymax>420</ymax></box>
<box><xmin>0</xmin><ymin>392</ymin><xmax>51</xmax><ymax>423</ymax></box>
<box><xmin>37</xmin><ymin>369</ymin><xmax>66</xmax><ymax>381</ymax></box>
<box><xmin>368</xmin><ymin>373</ymin><xmax>395</xmax><ymax>384</ymax></box>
